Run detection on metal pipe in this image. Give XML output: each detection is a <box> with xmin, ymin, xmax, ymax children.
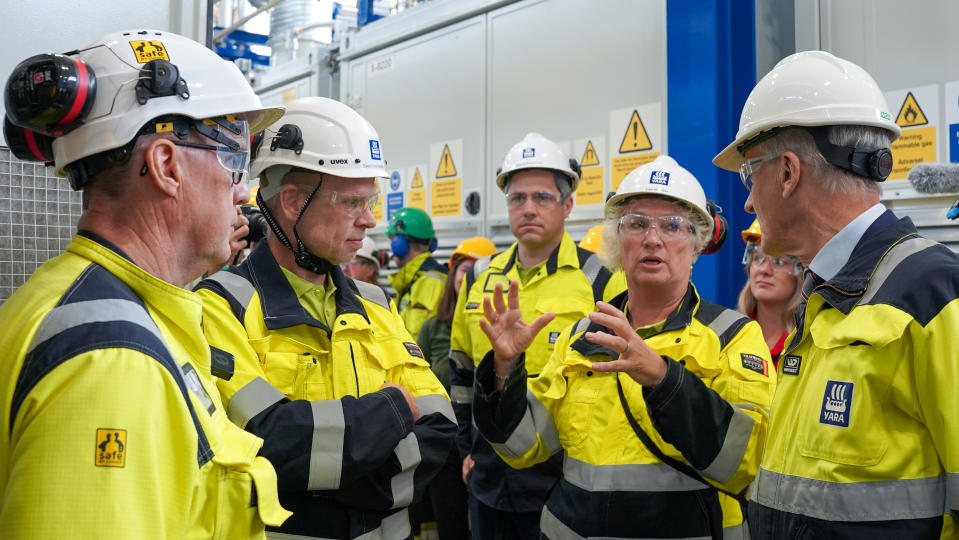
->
<box><xmin>214</xmin><ymin>0</ymin><xmax>286</xmax><ymax>44</ymax></box>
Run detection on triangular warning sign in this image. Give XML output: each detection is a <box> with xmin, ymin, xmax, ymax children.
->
<box><xmin>618</xmin><ymin>110</ymin><xmax>653</xmax><ymax>153</ymax></box>
<box><xmin>581</xmin><ymin>140</ymin><xmax>600</xmax><ymax>167</ymax></box>
<box><xmin>435</xmin><ymin>145</ymin><xmax>457</xmax><ymax>178</ymax></box>
<box><xmin>895</xmin><ymin>92</ymin><xmax>929</xmax><ymax>127</ymax></box>
<box><xmin>411</xmin><ymin>168</ymin><xmax>424</xmax><ymax>188</ymax></box>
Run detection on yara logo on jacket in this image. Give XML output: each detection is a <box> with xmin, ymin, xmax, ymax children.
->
<box><xmin>820</xmin><ymin>380</ymin><xmax>853</xmax><ymax>427</ymax></box>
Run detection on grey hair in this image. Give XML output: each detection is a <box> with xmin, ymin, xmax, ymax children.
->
<box><xmin>504</xmin><ymin>170</ymin><xmax>573</xmax><ymax>200</ymax></box>
<box><xmin>598</xmin><ymin>194</ymin><xmax>711</xmax><ymax>272</ymax></box>
<box><xmin>759</xmin><ymin>125</ymin><xmax>893</xmax><ymax>196</ymax></box>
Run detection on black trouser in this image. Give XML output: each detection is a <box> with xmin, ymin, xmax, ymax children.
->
<box><xmin>426</xmin><ymin>448</ymin><xmax>469</xmax><ymax>539</ymax></box>
<box><xmin>747</xmin><ymin>501</ymin><xmax>944</xmax><ymax>540</ymax></box>
<box><xmin>468</xmin><ymin>496</ymin><xmax>540</xmax><ymax>540</ymax></box>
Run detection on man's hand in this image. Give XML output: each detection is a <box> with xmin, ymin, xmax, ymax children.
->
<box><xmin>478</xmin><ymin>281</ymin><xmax>554</xmax><ymax>387</ymax></box>
<box><xmin>228</xmin><ymin>208</ymin><xmax>250</xmax><ymax>265</ymax></box>
<box><xmin>461</xmin><ymin>454</ymin><xmax>474</xmax><ymax>484</ymax></box>
<box><xmin>586</xmin><ymin>301</ymin><xmax>667</xmax><ymax>387</ymax></box>
<box><xmin>381</xmin><ymin>382</ymin><xmax>420</xmax><ymax>421</ymax></box>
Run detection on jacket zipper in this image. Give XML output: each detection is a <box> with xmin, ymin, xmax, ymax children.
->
<box><xmin>349</xmin><ymin>343</ymin><xmax>360</xmax><ymax>398</ymax></box>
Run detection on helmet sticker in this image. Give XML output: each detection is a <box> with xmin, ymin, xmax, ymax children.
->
<box><xmin>129</xmin><ymin>40</ymin><xmax>169</xmax><ymax>63</ymax></box>
<box><xmin>650</xmin><ymin>170</ymin><xmax>670</xmax><ymax>185</ymax></box>
<box><xmin>370</xmin><ymin>139</ymin><xmax>381</xmax><ymax>160</ymax></box>
<box><xmin>522</xmin><ymin>147</ymin><xmax>535</xmax><ymax>159</ymax></box>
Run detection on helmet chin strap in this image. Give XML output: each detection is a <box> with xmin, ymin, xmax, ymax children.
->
<box><xmin>255</xmin><ymin>179</ymin><xmax>334</xmax><ymax>276</ymax></box>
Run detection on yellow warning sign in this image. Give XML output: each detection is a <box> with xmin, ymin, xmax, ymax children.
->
<box><xmin>129</xmin><ymin>41</ymin><xmax>169</xmax><ymax>63</ymax></box>
<box><xmin>409</xmin><ymin>188</ymin><xmax>426</xmax><ymax>211</ymax></box>
<box><xmin>889</xmin><ymin>126</ymin><xmax>937</xmax><ymax>180</ymax></box>
<box><xmin>431</xmin><ymin>178</ymin><xmax>461</xmax><ymax>217</ymax></box>
<box><xmin>895</xmin><ymin>92</ymin><xmax>929</xmax><ymax>127</ymax></box>
<box><xmin>612</xmin><ymin>152</ymin><xmax>660</xmax><ymax>190</ymax></box>
<box><xmin>435</xmin><ymin>145</ymin><xmax>458</xmax><ymax>178</ymax></box>
<box><xmin>581</xmin><ymin>140</ymin><xmax>600</xmax><ymax>167</ymax></box>
<box><xmin>618</xmin><ymin>110</ymin><xmax>653</xmax><ymax>153</ymax></box>
<box><xmin>411</xmin><ymin>168</ymin><xmax>424</xmax><ymax>188</ymax></box>
<box><xmin>576</xmin><ymin>167</ymin><xmax>604</xmax><ymax>205</ymax></box>
<box><xmin>95</xmin><ymin>428</ymin><xmax>127</xmax><ymax>468</ymax></box>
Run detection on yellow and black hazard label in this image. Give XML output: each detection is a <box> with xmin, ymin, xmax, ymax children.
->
<box><xmin>129</xmin><ymin>40</ymin><xmax>169</xmax><ymax>63</ymax></box>
<box><xmin>95</xmin><ymin>428</ymin><xmax>127</xmax><ymax>468</ymax></box>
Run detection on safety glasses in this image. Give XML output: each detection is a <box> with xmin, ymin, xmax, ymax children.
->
<box><xmin>739</xmin><ymin>154</ymin><xmax>778</xmax><ymax>191</ymax></box>
<box><xmin>617</xmin><ymin>213</ymin><xmax>695</xmax><ymax>241</ymax></box>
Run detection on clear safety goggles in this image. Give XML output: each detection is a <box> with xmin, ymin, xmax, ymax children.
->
<box><xmin>617</xmin><ymin>213</ymin><xmax>695</xmax><ymax>241</ymax></box>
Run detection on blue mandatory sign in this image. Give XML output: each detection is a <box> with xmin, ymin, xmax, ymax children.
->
<box><xmin>820</xmin><ymin>380</ymin><xmax>853</xmax><ymax>427</ymax></box>
<box><xmin>386</xmin><ymin>192</ymin><xmax>404</xmax><ymax>221</ymax></box>
<box><xmin>370</xmin><ymin>139</ymin><xmax>381</xmax><ymax>160</ymax></box>
<box><xmin>650</xmin><ymin>170</ymin><xmax>670</xmax><ymax>185</ymax></box>
<box><xmin>389</xmin><ymin>171</ymin><xmax>401</xmax><ymax>191</ymax></box>
<box><xmin>950</xmin><ymin>124</ymin><xmax>959</xmax><ymax>163</ymax></box>
<box><xmin>522</xmin><ymin>147</ymin><xmax>535</xmax><ymax>159</ymax></box>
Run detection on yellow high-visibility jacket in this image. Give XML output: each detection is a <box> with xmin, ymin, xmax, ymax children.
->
<box><xmin>196</xmin><ymin>243</ymin><xmax>456</xmax><ymax>539</ymax></box>
<box><xmin>389</xmin><ymin>251</ymin><xmax>447</xmax><ymax>338</ymax></box>
<box><xmin>473</xmin><ymin>284</ymin><xmax>775</xmax><ymax>539</ymax></box>
<box><xmin>0</xmin><ymin>233</ymin><xmax>290</xmax><ymax>539</ymax></box>
<box><xmin>749</xmin><ymin>215</ymin><xmax>959</xmax><ymax>539</ymax></box>
<box><xmin>449</xmin><ymin>232</ymin><xmax>623</xmax><ymax>512</ymax></box>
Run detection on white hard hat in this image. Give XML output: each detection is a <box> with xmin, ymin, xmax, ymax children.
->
<box><xmin>48</xmin><ymin>30</ymin><xmax>284</xmax><ymax>178</ymax></box>
<box><xmin>713</xmin><ymin>50</ymin><xmax>900</xmax><ymax>172</ymax></box>
<box><xmin>495</xmin><ymin>132</ymin><xmax>579</xmax><ymax>192</ymax></box>
<box><xmin>253</xmin><ymin>96</ymin><xmax>388</xmax><ymax>198</ymax></box>
<box><xmin>606</xmin><ymin>155</ymin><xmax>712</xmax><ymax>236</ymax></box>
<box><xmin>355</xmin><ymin>236</ymin><xmax>380</xmax><ymax>270</ymax></box>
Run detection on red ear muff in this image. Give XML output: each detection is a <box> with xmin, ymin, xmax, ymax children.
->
<box><xmin>700</xmin><ymin>200</ymin><xmax>728</xmax><ymax>255</ymax></box>
<box><xmin>5</xmin><ymin>53</ymin><xmax>97</xmax><ymax>136</ymax></box>
<box><xmin>4</xmin><ymin>116</ymin><xmax>55</xmax><ymax>163</ymax></box>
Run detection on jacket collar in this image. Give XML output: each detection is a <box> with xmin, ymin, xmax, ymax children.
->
<box><xmin>492</xmin><ymin>231</ymin><xmax>580</xmax><ymax>276</ymax></box>
<box><xmin>241</xmin><ymin>242</ymin><xmax>369</xmax><ymax>331</ymax></box>
<box><xmin>812</xmin><ymin>212</ymin><xmax>916</xmax><ymax>314</ymax></box>
<box><xmin>569</xmin><ymin>283</ymin><xmax>700</xmax><ymax>359</ymax></box>
<box><xmin>389</xmin><ymin>251</ymin><xmax>445</xmax><ymax>295</ymax></box>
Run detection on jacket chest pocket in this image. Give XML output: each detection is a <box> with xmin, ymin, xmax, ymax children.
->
<box><xmin>796</xmin><ymin>308</ymin><xmax>905</xmax><ymax>466</ymax></box>
<box><xmin>256</xmin><ymin>352</ymin><xmax>324</xmax><ymax>400</ymax></box>
<box><xmin>558</xmin><ymin>371</ymin><xmax>604</xmax><ymax>449</ymax></box>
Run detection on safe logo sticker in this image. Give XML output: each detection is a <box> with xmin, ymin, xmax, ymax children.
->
<box><xmin>820</xmin><ymin>380</ymin><xmax>853</xmax><ymax>427</ymax></box>
<box><xmin>95</xmin><ymin>428</ymin><xmax>127</xmax><ymax>467</ymax></box>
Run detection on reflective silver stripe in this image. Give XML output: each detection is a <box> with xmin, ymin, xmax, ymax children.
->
<box><xmin>227</xmin><ymin>376</ymin><xmax>286</xmax><ymax>428</ymax></box>
<box><xmin>737</xmin><ymin>402</ymin><xmax>769</xmax><ymax>416</ymax></box>
<box><xmin>581</xmin><ymin>253</ymin><xmax>603</xmax><ymax>285</ymax></box>
<box><xmin>472</xmin><ymin>255</ymin><xmax>492</xmax><ymax>278</ymax></box>
<box><xmin>527</xmin><ymin>389</ymin><xmax>562</xmax><ymax>455</ymax></box>
<box><xmin>415</xmin><ymin>393</ymin><xmax>456</xmax><ymax>424</ymax></box>
<box><xmin>489</xmin><ymin>407</ymin><xmax>538</xmax><ymax>459</ymax></box>
<box><xmin>30</xmin><ymin>299</ymin><xmax>164</xmax><ymax>352</ymax></box>
<box><xmin>723</xmin><ymin>522</ymin><xmax>749</xmax><ymax>540</ymax></box>
<box><xmin>450</xmin><ymin>384</ymin><xmax>473</xmax><ymax>404</ymax></box>
<box><xmin>422</xmin><ymin>270</ymin><xmax>446</xmax><ymax>282</ymax></box>
<box><xmin>308</xmin><ymin>400</ymin><xmax>346</xmax><ymax>491</ymax></box>
<box><xmin>265</xmin><ymin>508</ymin><xmax>410</xmax><ymax>540</ymax></box>
<box><xmin>564</xmin><ymin>455</ymin><xmax>708</xmax><ymax>493</ymax></box>
<box><xmin>450</xmin><ymin>350</ymin><xmax>475</xmax><ymax>371</ymax></box>
<box><xmin>207</xmin><ymin>270</ymin><xmax>256</xmax><ymax>309</ymax></box>
<box><xmin>390</xmin><ymin>432</ymin><xmax>421</xmax><ymax>509</ymax></box>
<box><xmin>859</xmin><ymin>236</ymin><xmax>938</xmax><ymax>305</ymax></box>
<box><xmin>699</xmin><ymin>407</ymin><xmax>754</xmax><ymax>483</ymax></box>
<box><xmin>540</xmin><ymin>505</ymin><xmax>711</xmax><ymax>540</ymax></box>
<box><xmin>950</xmin><ymin>473</ymin><xmax>959</xmax><ymax>511</ymax></box>
<box><xmin>353</xmin><ymin>279</ymin><xmax>390</xmax><ymax>311</ymax></box>
<box><xmin>571</xmin><ymin>317</ymin><xmax>591</xmax><ymax>337</ymax></box>
<box><xmin>751</xmin><ymin>468</ymin><xmax>948</xmax><ymax>521</ymax></box>
<box><xmin>705</xmin><ymin>308</ymin><xmax>744</xmax><ymax>338</ymax></box>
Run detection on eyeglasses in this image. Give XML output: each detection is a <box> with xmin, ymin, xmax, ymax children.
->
<box><xmin>744</xmin><ymin>244</ymin><xmax>801</xmax><ymax>275</ymax></box>
<box><xmin>505</xmin><ymin>190</ymin><xmax>564</xmax><ymax>209</ymax></box>
<box><xmin>617</xmin><ymin>213</ymin><xmax>694</xmax><ymax>241</ymax></box>
<box><xmin>303</xmin><ymin>187</ymin><xmax>379</xmax><ymax>217</ymax></box>
<box><xmin>739</xmin><ymin>154</ymin><xmax>778</xmax><ymax>191</ymax></box>
<box><xmin>172</xmin><ymin>140</ymin><xmax>249</xmax><ymax>185</ymax></box>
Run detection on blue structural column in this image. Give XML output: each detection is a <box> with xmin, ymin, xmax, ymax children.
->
<box><xmin>667</xmin><ymin>0</ymin><xmax>756</xmax><ymax>308</ymax></box>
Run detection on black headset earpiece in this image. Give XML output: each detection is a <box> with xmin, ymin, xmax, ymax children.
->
<box><xmin>5</xmin><ymin>53</ymin><xmax>97</xmax><ymax>136</ymax></box>
<box><xmin>135</xmin><ymin>59</ymin><xmax>189</xmax><ymax>105</ymax></box>
<box><xmin>568</xmin><ymin>157</ymin><xmax>582</xmax><ymax>178</ymax></box>
<box><xmin>807</xmin><ymin>126</ymin><xmax>893</xmax><ymax>181</ymax></box>
<box><xmin>270</xmin><ymin>124</ymin><xmax>304</xmax><ymax>155</ymax></box>
<box><xmin>250</xmin><ymin>131</ymin><xmax>265</xmax><ymax>161</ymax></box>
<box><xmin>4</xmin><ymin>116</ymin><xmax>55</xmax><ymax>163</ymax></box>
<box><xmin>701</xmin><ymin>199</ymin><xmax>728</xmax><ymax>255</ymax></box>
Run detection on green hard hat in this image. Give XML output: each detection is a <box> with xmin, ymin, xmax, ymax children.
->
<box><xmin>387</xmin><ymin>207</ymin><xmax>435</xmax><ymax>240</ymax></box>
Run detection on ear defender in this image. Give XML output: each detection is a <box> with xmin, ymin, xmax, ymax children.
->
<box><xmin>700</xmin><ymin>200</ymin><xmax>728</xmax><ymax>255</ymax></box>
<box><xmin>4</xmin><ymin>117</ymin><xmax>55</xmax><ymax>163</ymax></box>
<box><xmin>390</xmin><ymin>235</ymin><xmax>410</xmax><ymax>259</ymax></box>
<box><xmin>5</xmin><ymin>53</ymin><xmax>97</xmax><ymax>136</ymax></box>
<box><xmin>429</xmin><ymin>238</ymin><xmax>438</xmax><ymax>252</ymax></box>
